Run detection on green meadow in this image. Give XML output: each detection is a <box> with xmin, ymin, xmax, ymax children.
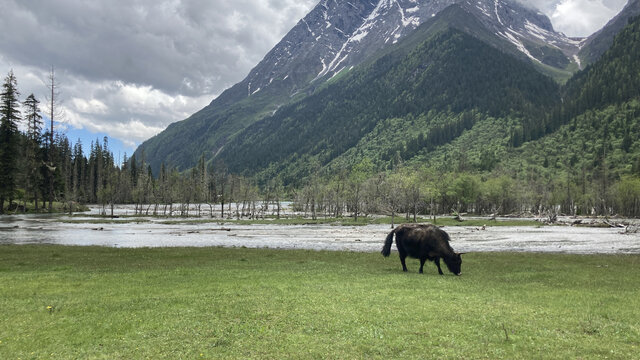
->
<box><xmin>1</xmin><ymin>245</ymin><xmax>638</xmax><ymax>359</ymax></box>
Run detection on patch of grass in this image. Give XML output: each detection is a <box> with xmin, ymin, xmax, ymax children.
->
<box><xmin>1</xmin><ymin>200</ymin><xmax>89</xmax><ymax>215</ymax></box>
<box><xmin>0</xmin><ymin>245</ymin><xmax>638</xmax><ymax>358</ymax></box>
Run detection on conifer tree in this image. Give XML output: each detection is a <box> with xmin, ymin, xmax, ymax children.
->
<box><xmin>24</xmin><ymin>93</ymin><xmax>44</xmax><ymax>210</ymax></box>
<box><xmin>0</xmin><ymin>70</ymin><xmax>22</xmax><ymax>213</ymax></box>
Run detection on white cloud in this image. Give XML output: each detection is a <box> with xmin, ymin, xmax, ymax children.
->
<box><xmin>68</xmin><ymin>118</ymin><xmax>166</xmax><ymax>149</ymax></box>
<box><xmin>0</xmin><ymin>0</ymin><xmax>318</xmax><ymax>96</ymax></box>
<box><xmin>71</xmin><ymin>98</ymin><xmax>109</xmax><ymax>115</ymax></box>
<box><xmin>62</xmin><ymin>77</ymin><xmax>215</xmax><ymax>143</ymax></box>
<box><xmin>551</xmin><ymin>0</ymin><xmax>626</xmax><ymax>37</ymax></box>
<box><xmin>0</xmin><ymin>0</ymin><xmax>317</xmax><ymax>150</ymax></box>
<box><xmin>518</xmin><ymin>0</ymin><xmax>628</xmax><ymax>37</ymax></box>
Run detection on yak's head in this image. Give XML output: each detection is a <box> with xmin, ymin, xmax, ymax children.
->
<box><xmin>445</xmin><ymin>253</ymin><xmax>464</xmax><ymax>276</ymax></box>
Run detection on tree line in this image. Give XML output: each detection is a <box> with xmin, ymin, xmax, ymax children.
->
<box><xmin>0</xmin><ymin>69</ymin><xmax>290</xmax><ymax>217</ymax></box>
<box><xmin>293</xmin><ymin>158</ymin><xmax>640</xmax><ymax>221</ymax></box>
<box><xmin>2</xmin><ymin>67</ymin><xmax>639</xmax><ymax>218</ymax></box>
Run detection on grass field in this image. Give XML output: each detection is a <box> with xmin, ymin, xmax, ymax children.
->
<box><xmin>1</xmin><ymin>245</ymin><xmax>638</xmax><ymax>359</ymax></box>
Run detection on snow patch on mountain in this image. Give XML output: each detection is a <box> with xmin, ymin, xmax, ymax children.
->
<box><xmin>316</xmin><ymin>0</ymin><xmax>388</xmax><ymax>78</ymax></box>
<box><xmin>476</xmin><ymin>2</ymin><xmax>492</xmax><ymax>18</ymax></box>
<box><xmin>525</xmin><ymin>20</ymin><xmax>553</xmax><ymax>42</ymax></box>
<box><xmin>302</xmin><ymin>18</ymin><xmax>315</xmax><ymax>37</ymax></box>
<box><xmin>494</xmin><ymin>0</ymin><xmax>504</xmax><ymax>26</ymax></box>
<box><xmin>500</xmin><ymin>30</ymin><xmax>540</xmax><ymax>63</ymax></box>
<box><xmin>573</xmin><ymin>54</ymin><xmax>582</xmax><ymax>69</ymax></box>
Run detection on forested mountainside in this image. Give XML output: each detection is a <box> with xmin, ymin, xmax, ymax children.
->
<box><xmin>224</xmin><ymin>11</ymin><xmax>640</xmax><ymax>206</ymax></box>
<box><xmin>502</xmin><ymin>14</ymin><xmax>640</xmax><ymax>215</ymax></box>
<box><xmin>564</xmin><ymin>14</ymin><xmax>640</xmax><ymax>117</ymax></box>
<box><xmin>398</xmin><ymin>14</ymin><xmax>640</xmax><ymax>216</ymax></box>
<box><xmin>134</xmin><ymin>0</ymin><xmax>582</xmax><ymax>175</ymax></box>
<box><xmin>217</xmin><ymin>13</ymin><xmax>560</xmax><ymax>184</ymax></box>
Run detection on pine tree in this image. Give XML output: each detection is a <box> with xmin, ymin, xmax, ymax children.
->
<box><xmin>0</xmin><ymin>70</ymin><xmax>22</xmax><ymax>213</ymax></box>
<box><xmin>24</xmin><ymin>93</ymin><xmax>43</xmax><ymax>210</ymax></box>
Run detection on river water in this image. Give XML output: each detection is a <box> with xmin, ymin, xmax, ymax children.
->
<box><xmin>1</xmin><ymin>206</ymin><xmax>639</xmax><ymax>254</ymax></box>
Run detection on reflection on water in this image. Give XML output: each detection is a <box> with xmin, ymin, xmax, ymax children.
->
<box><xmin>1</xmin><ymin>206</ymin><xmax>639</xmax><ymax>254</ymax></box>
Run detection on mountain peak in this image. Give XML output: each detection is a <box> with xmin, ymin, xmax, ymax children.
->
<box><xmin>245</xmin><ymin>0</ymin><xmax>580</xmax><ymax>96</ymax></box>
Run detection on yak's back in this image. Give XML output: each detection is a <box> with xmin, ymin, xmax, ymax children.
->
<box><xmin>396</xmin><ymin>224</ymin><xmax>453</xmax><ymax>254</ymax></box>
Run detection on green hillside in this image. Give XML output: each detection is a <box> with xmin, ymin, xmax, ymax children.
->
<box><xmin>217</xmin><ymin>24</ymin><xmax>560</xmax><ymax>185</ymax></box>
<box><xmin>500</xmin><ymin>15</ymin><xmax>640</xmax><ymax>215</ymax></box>
<box><xmin>564</xmin><ymin>15</ymin><xmax>640</xmax><ymax>116</ymax></box>
<box><xmin>393</xmin><ymin>15</ymin><xmax>640</xmax><ymax>216</ymax></box>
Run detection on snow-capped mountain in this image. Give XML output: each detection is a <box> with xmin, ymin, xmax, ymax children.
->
<box><xmin>135</xmin><ymin>0</ymin><xmax>589</xmax><ymax>173</ymax></box>
<box><xmin>242</xmin><ymin>0</ymin><xmax>579</xmax><ymax>98</ymax></box>
<box><xmin>463</xmin><ymin>0</ymin><xmax>582</xmax><ymax>65</ymax></box>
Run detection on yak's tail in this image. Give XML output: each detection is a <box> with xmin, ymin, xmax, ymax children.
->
<box><xmin>381</xmin><ymin>229</ymin><xmax>396</xmax><ymax>257</ymax></box>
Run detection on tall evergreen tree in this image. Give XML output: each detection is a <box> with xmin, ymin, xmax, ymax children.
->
<box><xmin>0</xmin><ymin>70</ymin><xmax>22</xmax><ymax>213</ymax></box>
<box><xmin>24</xmin><ymin>93</ymin><xmax>44</xmax><ymax>210</ymax></box>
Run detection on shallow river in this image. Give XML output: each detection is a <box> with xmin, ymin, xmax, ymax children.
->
<box><xmin>1</xmin><ymin>208</ymin><xmax>639</xmax><ymax>254</ymax></box>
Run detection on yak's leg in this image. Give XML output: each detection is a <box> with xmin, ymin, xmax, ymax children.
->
<box><xmin>419</xmin><ymin>258</ymin><xmax>427</xmax><ymax>274</ymax></box>
<box><xmin>434</xmin><ymin>257</ymin><xmax>444</xmax><ymax>275</ymax></box>
<box><xmin>397</xmin><ymin>246</ymin><xmax>408</xmax><ymax>272</ymax></box>
<box><xmin>400</xmin><ymin>254</ymin><xmax>408</xmax><ymax>272</ymax></box>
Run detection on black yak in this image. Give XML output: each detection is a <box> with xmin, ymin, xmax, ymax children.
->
<box><xmin>382</xmin><ymin>224</ymin><xmax>463</xmax><ymax>275</ymax></box>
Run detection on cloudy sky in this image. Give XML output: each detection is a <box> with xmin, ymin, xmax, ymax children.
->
<box><xmin>0</xmin><ymin>0</ymin><xmax>629</xmax><ymax>157</ymax></box>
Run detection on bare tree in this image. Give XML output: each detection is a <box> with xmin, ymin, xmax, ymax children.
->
<box><xmin>381</xmin><ymin>173</ymin><xmax>402</xmax><ymax>228</ymax></box>
<box><xmin>45</xmin><ymin>67</ymin><xmax>64</xmax><ymax>212</ymax></box>
<box><xmin>269</xmin><ymin>177</ymin><xmax>284</xmax><ymax>219</ymax></box>
<box><xmin>214</xmin><ymin>160</ymin><xmax>228</xmax><ymax>218</ymax></box>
